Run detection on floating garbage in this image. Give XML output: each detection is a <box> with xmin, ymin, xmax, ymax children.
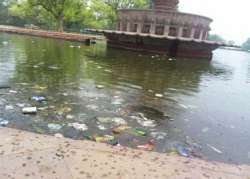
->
<box><xmin>207</xmin><ymin>144</ymin><xmax>223</xmax><ymax>154</ymax></box>
<box><xmin>0</xmin><ymin>118</ymin><xmax>9</xmax><ymax>127</ymax></box>
<box><xmin>48</xmin><ymin>65</ymin><xmax>60</xmax><ymax>70</ymax></box>
<box><xmin>104</xmin><ymin>69</ymin><xmax>112</xmax><ymax>73</ymax></box>
<box><xmin>97</xmin><ymin>117</ymin><xmax>127</xmax><ymax>126</ymax></box>
<box><xmin>86</xmin><ymin>104</ymin><xmax>99</xmax><ymax>111</ymax></box>
<box><xmin>111</xmin><ymin>98</ymin><xmax>124</xmax><ymax>105</ymax></box>
<box><xmin>112</xmin><ymin>125</ymin><xmax>131</xmax><ymax>134</ymax></box>
<box><xmin>69</xmin><ymin>45</ymin><xmax>81</xmax><ymax>48</ymax></box>
<box><xmin>179</xmin><ymin>104</ymin><xmax>198</xmax><ymax>110</ymax></box>
<box><xmin>138</xmin><ymin>119</ymin><xmax>156</xmax><ymax>128</ymax></box>
<box><xmin>97</xmin><ymin>117</ymin><xmax>112</xmax><ymax>124</ymax></box>
<box><xmin>179</xmin><ymin>104</ymin><xmax>189</xmax><ymax>109</ymax></box>
<box><xmin>31</xmin><ymin>96</ymin><xmax>46</xmax><ymax>102</ymax></box>
<box><xmin>96</xmin><ymin>85</ymin><xmax>104</xmax><ymax>89</ymax></box>
<box><xmin>112</xmin><ymin>117</ymin><xmax>127</xmax><ymax>125</ymax></box>
<box><xmin>83</xmin><ymin>132</ymin><xmax>93</xmax><ymax>140</ymax></box>
<box><xmin>32</xmin><ymin>85</ymin><xmax>47</xmax><ymax>91</ymax></box>
<box><xmin>130</xmin><ymin>115</ymin><xmax>156</xmax><ymax>128</ymax></box>
<box><xmin>150</xmin><ymin>132</ymin><xmax>167</xmax><ymax>140</ymax></box>
<box><xmin>108</xmin><ymin>139</ymin><xmax>119</xmax><ymax>146</ymax></box>
<box><xmin>137</xmin><ymin>139</ymin><xmax>155</xmax><ymax>151</ymax></box>
<box><xmin>93</xmin><ymin>135</ymin><xmax>115</xmax><ymax>143</ymax></box>
<box><xmin>16</xmin><ymin>103</ymin><xmax>25</xmax><ymax>108</ymax></box>
<box><xmin>2</xmin><ymin>41</ymin><xmax>8</xmax><ymax>45</ymax></box>
<box><xmin>54</xmin><ymin>133</ymin><xmax>64</xmax><ymax>138</ymax></box>
<box><xmin>129</xmin><ymin>105</ymin><xmax>165</xmax><ymax>120</ymax></box>
<box><xmin>87</xmin><ymin>133</ymin><xmax>116</xmax><ymax>146</ymax></box>
<box><xmin>38</xmin><ymin>106</ymin><xmax>48</xmax><ymax>111</ymax></box>
<box><xmin>66</xmin><ymin>114</ymin><xmax>74</xmax><ymax>120</ymax></box>
<box><xmin>9</xmin><ymin>90</ymin><xmax>18</xmax><ymax>94</ymax></box>
<box><xmin>5</xmin><ymin>105</ymin><xmax>14</xmax><ymax>110</ymax></box>
<box><xmin>34</xmin><ymin>127</ymin><xmax>45</xmax><ymax>134</ymax></box>
<box><xmin>176</xmin><ymin>144</ymin><xmax>190</xmax><ymax>157</ymax></box>
<box><xmin>22</xmin><ymin>107</ymin><xmax>37</xmax><ymax>114</ymax></box>
<box><xmin>68</xmin><ymin>123</ymin><xmax>88</xmax><ymax>131</ymax></box>
<box><xmin>202</xmin><ymin>127</ymin><xmax>210</xmax><ymax>133</ymax></box>
<box><xmin>56</xmin><ymin>106</ymin><xmax>72</xmax><ymax>114</ymax></box>
<box><xmin>48</xmin><ymin>124</ymin><xmax>62</xmax><ymax>131</ymax></box>
<box><xmin>155</xmin><ymin>93</ymin><xmax>163</xmax><ymax>98</ymax></box>
<box><xmin>185</xmin><ymin>136</ymin><xmax>202</xmax><ymax>150</ymax></box>
<box><xmin>134</xmin><ymin>128</ymin><xmax>147</xmax><ymax>136</ymax></box>
<box><xmin>97</xmin><ymin>124</ymin><xmax>107</xmax><ymax>131</ymax></box>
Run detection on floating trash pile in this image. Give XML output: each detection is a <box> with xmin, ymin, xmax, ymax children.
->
<box><xmin>0</xmin><ymin>82</ymin><xmax>222</xmax><ymax>160</ymax></box>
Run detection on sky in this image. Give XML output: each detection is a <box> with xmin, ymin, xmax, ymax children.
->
<box><xmin>180</xmin><ymin>0</ymin><xmax>250</xmax><ymax>45</ymax></box>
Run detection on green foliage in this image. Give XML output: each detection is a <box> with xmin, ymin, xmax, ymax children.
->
<box><xmin>104</xmin><ymin>0</ymin><xmax>149</xmax><ymax>11</ymax></box>
<box><xmin>242</xmin><ymin>38</ymin><xmax>250</xmax><ymax>51</ymax></box>
<box><xmin>6</xmin><ymin>0</ymin><xmax>150</xmax><ymax>31</ymax></box>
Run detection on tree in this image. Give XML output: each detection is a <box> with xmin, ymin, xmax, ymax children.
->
<box><xmin>29</xmin><ymin>0</ymin><xmax>70</xmax><ymax>32</ymax></box>
<box><xmin>10</xmin><ymin>0</ymin><xmax>85</xmax><ymax>32</ymax></box>
<box><xmin>208</xmin><ymin>34</ymin><xmax>226</xmax><ymax>43</ymax></box>
<box><xmin>102</xmin><ymin>0</ymin><xmax>149</xmax><ymax>28</ymax></box>
<box><xmin>8</xmin><ymin>0</ymin><xmax>150</xmax><ymax>31</ymax></box>
<box><xmin>0</xmin><ymin>0</ymin><xmax>10</xmax><ymax>24</ymax></box>
<box><xmin>242</xmin><ymin>38</ymin><xmax>250</xmax><ymax>51</ymax></box>
<box><xmin>104</xmin><ymin>0</ymin><xmax>149</xmax><ymax>11</ymax></box>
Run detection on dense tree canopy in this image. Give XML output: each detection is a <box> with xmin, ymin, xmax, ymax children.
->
<box><xmin>9</xmin><ymin>0</ymin><xmax>86</xmax><ymax>32</ymax></box>
<box><xmin>4</xmin><ymin>0</ymin><xmax>149</xmax><ymax>31</ymax></box>
<box><xmin>242</xmin><ymin>38</ymin><xmax>250</xmax><ymax>51</ymax></box>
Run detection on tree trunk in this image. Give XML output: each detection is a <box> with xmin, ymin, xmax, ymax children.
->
<box><xmin>57</xmin><ymin>15</ymin><xmax>64</xmax><ymax>32</ymax></box>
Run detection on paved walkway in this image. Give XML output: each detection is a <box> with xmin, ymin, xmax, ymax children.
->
<box><xmin>0</xmin><ymin>127</ymin><xmax>249</xmax><ymax>179</ymax></box>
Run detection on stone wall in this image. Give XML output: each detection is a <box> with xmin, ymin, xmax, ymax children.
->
<box><xmin>117</xmin><ymin>9</ymin><xmax>212</xmax><ymax>40</ymax></box>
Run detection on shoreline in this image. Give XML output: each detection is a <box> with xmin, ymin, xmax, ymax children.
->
<box><xmin>0</xmin><ymin>127</ymin><xmax>248</xmax><ymax>178</ymax></box>
<box><xmin>0</xmin><ymin>25</ymin><xmax>96</xmax><ymax>44</ymax></box>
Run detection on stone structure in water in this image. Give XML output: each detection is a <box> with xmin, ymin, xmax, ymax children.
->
<box><xmin>92</xmin><ymin>0</ymin><xmax>223</xmax><ymax>59</ymax></box>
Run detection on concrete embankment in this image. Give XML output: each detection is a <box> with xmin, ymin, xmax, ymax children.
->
<box><xmin>0</xmin><ymin>127</ymin><xmax>249</xmax><ymax>179</ymax></box>
<box><xmin>0</xmin><ymin>25</ymin><xmax>96</xmax><ymax>43</ymax></box>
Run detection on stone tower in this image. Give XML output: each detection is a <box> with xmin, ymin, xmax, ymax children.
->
<box><xmin>152</xmin><ymin>0</ymin><xmax>179</xmax><ymax>11</ymax></box>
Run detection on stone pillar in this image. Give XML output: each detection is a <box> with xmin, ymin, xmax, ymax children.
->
<box><xmin>199</xmin><ymin>29</ymin><xmax>204</xmax><ymax>40</ymax></box>
<box><xmin>119</xmin><ymin>22</ymin><xmax>123</xmax><ymax>31</ymax></box>
<box><xmin>177</xmin><ymin>26</ymin><xmax>183</xmax><ymax>38</ymax></box>
<box><xmin>190</xmin><ymin>28</ymin><xmax>196</xmax><ymax>39</ymax></box>
<box><xmin>205</xmin><ymin>31</ymin><xmax>209</xmax><ymax>40</ymax></box>
<box><xmin>126</xmin><ymin>22</ymin><xmax>131</xmax><ymax>32</ymax></box>
<box><xmin>204</xmin><ymin>31</ymin><xmax>208</xmax><ymax>40</ymax></box>
<box><xmin>164</xmin><ymin>25</ymin><xmax>170</xmax><ymax>36</ymax></box>
<box><xmin>137</xmin><ymin>23</ymin><xmax>142</xmax><ymax>33</ymax></box>
<box><xmin>150</xmin><ymin>23</ymin><xmax>156</xmax><ymax>34</ymax></box>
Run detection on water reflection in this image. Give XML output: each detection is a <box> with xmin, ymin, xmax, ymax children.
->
<box><xmin>1</xmin><ymin>33</ymin><xmax>250</xmax><ymax>164</ymax></box>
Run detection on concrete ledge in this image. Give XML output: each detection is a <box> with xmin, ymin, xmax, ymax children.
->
<box><xmin>0</xmin><ymin>25</ymin><xmax>96</xmax><ymax>43</ymax></box>
<box><xmin>0</xmin><ymin>127</ymin><xmax>249</xmax><ymax>178</ymax></box>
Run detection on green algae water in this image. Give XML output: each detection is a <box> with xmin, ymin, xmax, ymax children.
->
<box><xmin>1</xmin><ymin>33</ymin><xmax>250</xmax><ymax>164</ymax></box>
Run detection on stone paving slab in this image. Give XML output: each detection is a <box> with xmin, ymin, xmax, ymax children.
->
<box><xmin>0</xmin><ymin>127</ymin><xmax>249</xmax><ymax>179</ymax></box>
